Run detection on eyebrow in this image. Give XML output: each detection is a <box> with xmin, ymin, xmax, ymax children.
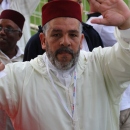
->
<box><xmin>51</xmin><ymin>29</ymin><xmax>62</xmax><ymax>33</ymax></box>
<box><xmin>68</xmin><ymin>30</ymin><xmax>79</xmax><ymax>34</ymax></box>
<box><xmin>51</xmin><ymin>29</ymin><xmax>79</xmax><ymax>33</ymax></box>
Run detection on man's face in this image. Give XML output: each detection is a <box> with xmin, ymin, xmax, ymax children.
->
<box><xmin>0</xmin><ymin>19</ymin><xmax>22</xmax><ymax>53</ymax></box>
<box><xmin>40</xmin><ymin>17</ymin><xmax>84</xmax><ymax>70</ymax></box>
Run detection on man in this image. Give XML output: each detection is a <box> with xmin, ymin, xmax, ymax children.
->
<box><xmin>120</xmin><ymin>85</ymin><xmax>130</xmax><ymax>130</ymax></box>
<box><xmin>23</xmin><ymin>0</ymin><xmax>103</xmax><ymax>61</ymax></box>
<box><xmin>0</xmin><ymin>0</ymin><xmax>130</xmax><ymax>130</ymax></box>
<box><xmin>0</xmin><ymin>0</ymin><xmax>40</xmax><ymax>51</ymax></box>
<box><xmin>0</xmin><ymin>9</ymin><xmax>25</xmax><ymax>64</ymax></box>
<box><xmin>0</xmin><ymin>9</ymin><xmax>25</xmax><ymax>130</ymax></box>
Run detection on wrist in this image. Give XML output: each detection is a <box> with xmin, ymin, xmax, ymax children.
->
<box><xmin>118</xmin><ymin>17</ymin><xmax>130</xmax><ymax>30</ymax></box>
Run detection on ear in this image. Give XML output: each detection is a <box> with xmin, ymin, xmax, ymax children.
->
<box><xmin>39</xmin><ymin>33</ymin><xmax>46</xmax><ymax>50</ymax></box>
<box><xmin>80</xmin><ymin>33</ymin><xmax>84</xmax><ymax>49</ymax></box>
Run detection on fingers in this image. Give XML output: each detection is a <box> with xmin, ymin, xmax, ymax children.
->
<box><xmin>90</xmin><ymin>17</ymin><xmax>107</xmax><ymax>25</ymax></box>
<box><xmin>95</xmin><ymin>0</ymin><xmax>104</xmax><ymax>3</ymax></box>
<box><xmin>0</xmin><ymin>62</ymin><xmax>5</xmax><ymax>71</ymax></box>
<box><xmin>89</xmin><ymin>0</ymin><xmax>130</xmax><ymax>28</ymax></box>
<box><xmin>89</xmin><ymin>0</ymin><xmax>101</xmax><ymax>12</ymax></box>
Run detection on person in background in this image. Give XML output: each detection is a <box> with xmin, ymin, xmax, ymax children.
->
<box><xmin>0</xmin><ymin>0</ymin><xmax>129</xmax><ymax>130</ymax></box>
<box><xmin>86</xmin><ymin>0</ymin><xmax>116</xmax><ymax>47</ymax></box>
<box><xmin>23</xmin><ymin>0</ymin><xmax>103</xmax><ymax>61</ymax></box>
<box><xmin>0</xmin><ymin>0</ymin><xmax>40</xmax><ymax>51</ymax></box>
<box><xmin>120</xmin><ymin>86</ymin><xmax>130</xmax><ymax>130</ymax></box>
<box><xmin>23</xmin><ymin>25</ymin><xmax>45</xmax><ymax>61</ymax></box>
<box><xmin>73</xmin><ymin>0</ymin><xmax>103</xmax><ymax>52</ymax></box>
<box><xmin>0</xmin><ymin>9</ymin><xmax>25</xmax><ymax>130</ymax></box>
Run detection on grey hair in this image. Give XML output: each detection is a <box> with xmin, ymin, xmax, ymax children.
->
<box><xmin>42</xmin><ymin>22</ymin><xmax>49</xmax><ymax>34</ymax></box>
<box><xmin>42</xmin><ymin>20</ymin><xmax>83</xmax><ymax>35</ymax></box>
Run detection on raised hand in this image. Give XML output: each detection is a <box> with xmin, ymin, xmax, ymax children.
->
<box><xmin>90</xmin><ymin>0</ymin><xmax>130</xmax><ymax>29</ymax></box>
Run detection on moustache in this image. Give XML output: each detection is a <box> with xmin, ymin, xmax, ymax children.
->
<box><xmin>55</xmin><ymin>47</ymin><xmax>74</xmax><ymax>56</ymax></box>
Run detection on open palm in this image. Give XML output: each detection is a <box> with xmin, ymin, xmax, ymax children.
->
<box><xmin>90</xmin><ymin>0</ymin><xmax>130</xmax><ymax>29</ymax></box>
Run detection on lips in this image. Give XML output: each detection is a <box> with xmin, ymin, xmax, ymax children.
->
<box><xmin>0</xmin><ymin>37</ymin><xmax>7</xmax><ymax>42</ymax></box>
<box><xmin>58</xmin><ymin>51</ymin><xmax>71</xmax><ymax>54</ymax></box>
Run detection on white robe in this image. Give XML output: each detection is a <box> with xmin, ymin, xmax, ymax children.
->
<box><xmin>0</xmin><ymin>27</ymin><xmax>130</xmax><ymax>130</ymax></box>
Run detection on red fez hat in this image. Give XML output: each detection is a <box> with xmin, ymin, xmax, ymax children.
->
<box><xmin>0</xmin><ymin>9</ymin><xmax>25</xmax><ymax>31</ymax></box>
<box><xmin>42</xmin><ymin>0</ymin><xmax>82</xmax><ymax>26</ymax></box>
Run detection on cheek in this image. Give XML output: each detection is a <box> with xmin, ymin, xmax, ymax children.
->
<box><xmin>7</xmin><ymin>34</ymin><xmax>18</xmax><ymax>42</ymax></box>
<box><xmin>71</xmin><ymin>39</ymin><xmax>82</xmax><ymax>49</ymax></box>
<box><xmin>45</xmin><ymin>41</ymin><xmax>58</xmax><ymax>55</ymax></box>
<box><xmin>46</xmin><ymin>39</ymin><xmax>60</xmax><ymax>51</ymax></box>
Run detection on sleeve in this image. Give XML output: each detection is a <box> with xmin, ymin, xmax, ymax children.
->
<box><xmin>88</xmin><ymin>27</ymin><xmax>130</xmax><ymax>104</ymax></box>
<box><xmin>0</xmin><ymin>63</ymin><xmax>26</xmax><ymax>118</ymax></box>
<box><xmin>100</xmin><ymin>27</ymin><xmax>130</xmax><ymax>102</ymax></box>
<box><xmin>9</xmin><ymin>0</ymin><xmax>40</xmax><ymax>16</ymax></box>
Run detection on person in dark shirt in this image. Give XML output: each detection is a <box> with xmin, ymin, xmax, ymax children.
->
<box><xmin>23</xmin><ymin>25</ymin><xmax>45</xmax><ymax>61</ymax></box>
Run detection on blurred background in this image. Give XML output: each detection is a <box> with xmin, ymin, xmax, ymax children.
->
<box><xmin>30</xmin><ymin>0</ymin><xmax>130</xmax><ymax>35</ymax></box>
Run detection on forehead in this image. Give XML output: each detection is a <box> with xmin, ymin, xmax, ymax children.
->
<box><xmin>49</xmin><ymin>17</ymin><xmax>80</xmax><ymax>31</ymax></box>
<box><xmin>0</xmin><ymin>19</ymin><xmax>19</xmax><ymax>28</ymax></box>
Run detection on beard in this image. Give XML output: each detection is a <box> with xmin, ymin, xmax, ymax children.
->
<box><xmin>46</xmin><ymin>43</ymin><xmax>80</xmax><ymax>70</ymax></box>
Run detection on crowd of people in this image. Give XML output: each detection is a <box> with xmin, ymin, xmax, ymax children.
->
<box><xmin>0</xmin><ymin>0</ymin><xmax>130</xmax><ymax>130</ymax></box>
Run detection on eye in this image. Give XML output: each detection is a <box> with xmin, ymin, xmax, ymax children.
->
<box><xmin>4</xmin><ymin>28</ymin><xmax>13</xmax><ymax>33</ymax></box>
<box><xmin>5</xmin><ymin>28</ymin><xmax>11</xmax><ymax>31</ymax></box>
<box><xmin>70</xmin><ymin>34</ymin><xmax>77</xmax><ymax>37</ymax></box>
<box><xmin>52</xmin><ymin>33</ymin><xmax>61</xmax><ymax>37</ymax></box>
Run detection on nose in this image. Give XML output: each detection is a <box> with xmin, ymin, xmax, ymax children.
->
<box><xmin>0</xmin><ymin>28</ymin><xmax>5</xmax><ymax>34</ymax></box>
<box><xmin>60</xmin><ymin>35</ymin><xmax>71</xmax><ymax>47</ymax></box>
